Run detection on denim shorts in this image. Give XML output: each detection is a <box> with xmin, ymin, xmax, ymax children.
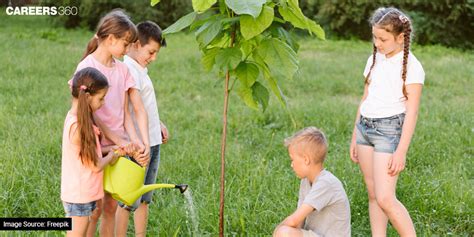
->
<box><xmin>356</xmin><ymin>113</ymin><xmax>405</xmax><ymax>154</ymax></box>
<box><xmin>63</xmin><ymin>201</ymin><xmax>97</xmax><ymax>217</ymax></box>
<box><xmin>119</xmin><ymin>144</ymin><xmax>160</xmax><ymax>211</ymax></box>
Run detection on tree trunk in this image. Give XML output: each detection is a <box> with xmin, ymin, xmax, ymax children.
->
<box><xmin>219</xmin><ymin>29</ymin><xmax>236</xmax><ymax>237</ymax></box>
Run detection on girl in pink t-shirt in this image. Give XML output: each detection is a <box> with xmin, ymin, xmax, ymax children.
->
<box><xmin>62</xmin><ymin>67</ymin><xmax>134</xmax><ymax>236</ymax></box>
<box><xmin>72</xmin><ymin>9</ymin><xmax>150</xmax><ymax>236</ymax></box>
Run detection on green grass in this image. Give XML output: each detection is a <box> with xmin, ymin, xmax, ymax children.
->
<box><xmin>0</xmin><ymin>10</ymin><xmax>473</xmax><ymax>236</ymax></box>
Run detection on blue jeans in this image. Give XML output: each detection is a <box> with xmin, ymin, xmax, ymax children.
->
<box><xmin>119</xmin><ymin>145</ymin><xmax>160</xmax><ymax>211</ymax></box>
<box><xmin>63</xmin><ymin>201</ymin><xmax>97</xmax><ymax>217</ymax></box>
<box><xmin>356</xmin><ymin>113</ymin><xmax>405</xmax><ymax>154</ymax></box>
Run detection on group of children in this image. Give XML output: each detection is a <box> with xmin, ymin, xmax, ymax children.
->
<box><xmin>61</xmin><ymin>6</ymin><xmax>424</xmax><ymax>237</ymax></box>
<box><xmin>61</xmin><ymin>10</ymin><xmax>167</xmax><ymax>236</ymax></box>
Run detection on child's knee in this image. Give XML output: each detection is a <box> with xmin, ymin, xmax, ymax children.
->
<box><xmin>274</xmin><ymin>225</ymin><xmax>293</xmax><ymax>237</ymax></box>
<box><xmin>102</xmin><ymin>199</ymin><xmax>118</xmax><ymax>216</ymax></box>
<box><xmin>90</xmin><ymin>205</ymin><xmax>101</xmax><ymax>222</ymax></box>
<box><xmin>375</xmin><ymin>194</ymin><xmax>396</xmax><ymax>210</ymax></box>
<box><xmin>367</xmin><ymin>190</ymin><xmax>377</xmax><ymax>201</ymax></box>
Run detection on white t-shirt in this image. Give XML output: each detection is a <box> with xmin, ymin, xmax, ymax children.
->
<box><xmin>124</xmin><ymin>55</ymin><xmax>162</xmax><ymax>146</ymax></box>
<box><xmin>298</xmin><ymin>170</ymin><xmax>351</xmax><ymax>237</ymax></box>
<box><xmin>360</xmin><ymin>51</ymin><xmax>425</xmax><ymax>118</ymax></box>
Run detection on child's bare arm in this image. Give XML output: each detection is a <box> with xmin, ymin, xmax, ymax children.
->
<box><xmin>350</xmin><ymin>83</ymin><xmax>369</xmax><ymax>163</ymax></box>
<box><xmin>128</xmin><ymin>88</ymin><xmax>150</xmax><ymax>164</ymax></box>
<box><xmin>124</xmin><ymin>92</ymin><xmax>141</xmax><ymax>143</ymax></box>
<box><xmin>90</xmin><ymin>149</ymin><xmax>120</xmax><ymax>172</ymax></box>
<box><xmin>93</xmin><ymin>114</ymin><xmax>128</xmax><ymax>146</ymax></box>
<box><xmin>389</xmin><ymin>83</ymin><xmax>423</xmax><ymax>176</ymax></box>
<box><xmin>273</xmin><ymin>204</ymin><xmax>314</xmax><ymax>236</ymax></box>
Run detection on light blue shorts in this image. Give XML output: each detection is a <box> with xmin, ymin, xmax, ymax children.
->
<box><xmin>119</xmin><ymin>144</ymin><xmax>161</xmax><ymax>212</ymax></box>
<box><xmin>63</xmin><ymin>201</ymin><xmax>97</xmax><ymax>217</ymax></box>
<box><xmin>356</xmin><ymin>113</ymin><xmax>405</xmax><ymax>154</ymax></box>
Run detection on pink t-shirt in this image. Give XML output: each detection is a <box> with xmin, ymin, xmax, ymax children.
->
<box><xmin>61</xmin><ymin>111</ymin><xmax>103</xmax><ymax>203</ymax></box>
<box><xmin>69</xmin><ymin>55</ymin><xmax>135</xmax><ymax>146</ymax></box>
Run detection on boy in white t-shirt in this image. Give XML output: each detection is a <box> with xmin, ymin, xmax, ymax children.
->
<box><xmin>274</xmin><ymin>127</ymin><xmax>351</xmax><ymax>237</ymax></box>
<box><xmin>115</xmin><ymin>21</ymin><xmax>169</xmax><ymax>237</ymax></box>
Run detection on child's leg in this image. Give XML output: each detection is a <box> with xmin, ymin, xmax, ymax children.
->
<box><xmin>357</xmin><ymin>145</ymin><xmax>389</xmax><ymax>236</ymax></box>
<box><xmin>134</xmin><ymin>202</ymin><xmax>149</xmax><ymax>237</ymax></box>
<box><xmin>86</xmin><ymin>199</ymin><xmax>102</xmax><ymax>237</ymax></box>
<box><xmin>115</xmin><ymin>206</ymin><xmax>131</xmax><ymax>237</ymax></box>
<box><xmin>373</xmin><ymin>152</ymin><xmax>415</xmax><ymax>236</ymax></box>
<box><xmin>134</xmin><ymin>144</ymin><xmax>161</xmax><ymax>236</ymax></box>
<box><xmin>67</xmin><ymin>216</ymin><xmax>89</xmax><ymax>237</ymax></box>
<box><xmin>100</xmin><ymin>193</ymin><xmax>118</xmax><ymax>237</ymax></box>
<box><xmin>273</xmin><ymin>225</ymin><xmax>306</xmax><ymax>237</ymax></box>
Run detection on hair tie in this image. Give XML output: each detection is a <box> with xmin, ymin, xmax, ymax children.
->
<box><xmin>80</xmin><ymin>85</ymin><xmax>88</xmax><ymax>91</ymax></box>
<box><xmin>399</xmin><ymin>15</ymin><xmax>408</xmax><ymax>23</ymax></box>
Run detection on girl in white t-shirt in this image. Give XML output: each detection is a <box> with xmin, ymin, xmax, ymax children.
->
<box><xmin>349</xmin><ymin>7</ymin><xmax>425</xmax><ymax>236</ymax></box>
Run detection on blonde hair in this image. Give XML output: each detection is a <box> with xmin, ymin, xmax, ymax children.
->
<box><xmin>284</xmin><ymin>127</ymin><xmax>328</xmax><ymax>163</ymax></box>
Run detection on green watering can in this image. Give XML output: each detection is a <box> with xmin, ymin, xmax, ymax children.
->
<box><xmin>104</xmin><ymin>157</ymin><xmax>188</xmax><ymax>206</ymax></box>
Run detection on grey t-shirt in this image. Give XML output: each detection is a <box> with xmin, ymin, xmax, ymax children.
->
<box><xmin>298</xmin><ymin>170</ymin><xmax>351</xmax><ymax>236</ymax></box>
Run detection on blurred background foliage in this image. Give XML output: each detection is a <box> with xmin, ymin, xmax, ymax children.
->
<box><xmin>3</xmin><ymin>0</ymin><xmax>472</xmax><ymax>49</ymax></box>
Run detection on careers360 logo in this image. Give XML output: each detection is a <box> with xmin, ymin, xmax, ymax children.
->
<box><xmin>6</xmin><ymin>6</ymin><xmax>78</xmax><ymax>16</ymax></box>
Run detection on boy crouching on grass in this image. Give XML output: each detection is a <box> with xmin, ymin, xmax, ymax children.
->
<box><xmin>273</xmin><ymin>127</ymin><xmax>351</xmax><ymax>237</ymax></box>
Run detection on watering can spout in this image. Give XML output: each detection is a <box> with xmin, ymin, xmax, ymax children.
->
<box><xmin>139</xmin><ymin>184</ymin><xmax>188</xmax><ymax>195</ymax></box>
<box><xmin>175</xmin><ymin>184</ymin><xmax>188</xmax><ymax>193</ymax></box>
<box><xmin>139</xmin><ymin>183</ymin><xmax>176</xmax><ymax>195</ymax></box>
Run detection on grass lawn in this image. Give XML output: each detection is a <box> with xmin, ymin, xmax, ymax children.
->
<box><xmin>0</xmin><ymin>9</ymin><xmax>472</xmax><ymax>236</ymax></box>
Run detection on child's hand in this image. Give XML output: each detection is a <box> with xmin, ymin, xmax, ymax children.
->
<box><xmin>107</xmin><ymin>150</ymin><xmax>120</xmax><ymax>165</ymax></box>
<box><xmin>135</xmin><ymin>145</ymin><xmax>150</xmax><ymax>167</ymax></box>
<box><xmin>388</xmin><ymin>150</ymin><xmax>406</xmax><ymax>176</ymax></box>
<box><xmin>161</xmin><ymin>123</ymin><xmax>169</xmax><ymax>144</ymax></box>
<box><xmin>349</xmin><ymin>134</ymin><xmax>359</xmax><ymax>163</ymax></box>
<box><xmin>136</xmin><ymin>154</ymin><xmax>150</xmax><ymax>167</ymax></box>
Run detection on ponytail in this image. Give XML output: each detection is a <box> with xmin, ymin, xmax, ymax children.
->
<box><xmin>77</xmin><ymin>87</ymin><xmax>98</xmax><ymax>167</ymax></box>
<box><xmin>81</xmin><ymin>9</ymin><xmax>138</xmax><ymax>61</ymax></box>
<box><xmin>71</xmin><ymin>67</ymin><xmax>109</xmax><ymax>167</ymax></box>
<box><xmin>82</xmin><ymin>37</ymin><xmax>99</xmax><ymax>61</ymax></box>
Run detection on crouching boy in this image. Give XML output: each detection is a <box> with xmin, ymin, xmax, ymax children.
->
<box><xmin>273</xmin><ymin>127</ymin><xmax>351</xmax><ymax>237</ymax></box>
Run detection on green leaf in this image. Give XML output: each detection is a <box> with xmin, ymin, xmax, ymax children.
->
<box><xmin>224</xmin><ymin>0</ymin><xmax>266</xmax><ymax>18</ymax></box>
<box><xmin>271</xmin><ymin>26</ymin><xmax>299</xmax><ymax>53</ymax></box>
<box><xmin>240</xmin><ymin>6</ymin><xmax>274</xmax><ymax>40</ymax></box>
<box><xmin>235</xmin><ymin>61</ymin><xmax>259</xmax><ymax>87</ymax></box>
<box><xmin>163</xmin><ymin>12</ymin><xmax>197</xmax><ymax>35</ymax></box>
<box><xmin>192</xmin><ymin>0</ymin><xmax>217</xmax><ymax>13</ymax></box>
<box><xmin>278</xmin><ymin>0</ymin><xmax>325</xmax><ymax>39</ymax></box>
<box><xmin>150</xmin><ymin>0</ymin><xmax>161</xmax><ymax>6</ymax></box>
<box><xmin>252</xmin><ymin>82</ymin><xmax>269</xmax><ymax>111</ymax></box>
<box><xmin>263</xmin><ymin>73</ymin><xmax>286</xmax><ymax>107</ymax></box>
<box><xmin>201</xmin><ymin>48</ymin><xmax>220</xmax><ymax>71</ymax></box>
<box><xmin>240</xmin><ymin>39</ymin><xmax>257</xmax><ymax>58</ymax></box>
<box><xmin>195</xmin><ymin>17</ymin><xmax>222</xmax><ymax>47</ymax></box>
<box><xmin>307</xmin><ymin>20</ymin><xmax>325</xmax><ymax>40</ymax></box>
<box><xmin>238</xmin><ymin>86</ymin><xmax>259</xmax><ymax>110</ymax></box>
<box><xmin>278</xmin><ymin>6</ymin><xmax>304</xmax><ymax>28</ymax></box>
<box><xmin>253</xmin><ymin>58</ymin><xmax>286</xmax><ymax>107</ymax></box>
<box><xmin>215</xmin><ymin>47</ymin><xmax>242</xmax><ymax>71</ymax></box>
<box><xmin>255</xmin><ymin>38</ymin><xmax>298</xmax><ymax>80</ymax></box>
<box><xmin>208</xmin><ymin>32</ymin><xmax>231</xmax><ymax>48</ymax></box>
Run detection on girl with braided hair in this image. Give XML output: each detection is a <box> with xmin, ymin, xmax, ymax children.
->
<box><xmin>349</xmin><ymin>7</ymin><xmax>425</xmax><ymax>236</ymax></box>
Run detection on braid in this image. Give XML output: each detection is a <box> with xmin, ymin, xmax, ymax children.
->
<box><xmin>365</xmin><ymin>44</ymin><xmax>377</xmax><ymax>85</ymax></box>
<box><xmin>401</xmin><ymin>20</ymin><xmax>411</xmax><ymax>99</ymax></box>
